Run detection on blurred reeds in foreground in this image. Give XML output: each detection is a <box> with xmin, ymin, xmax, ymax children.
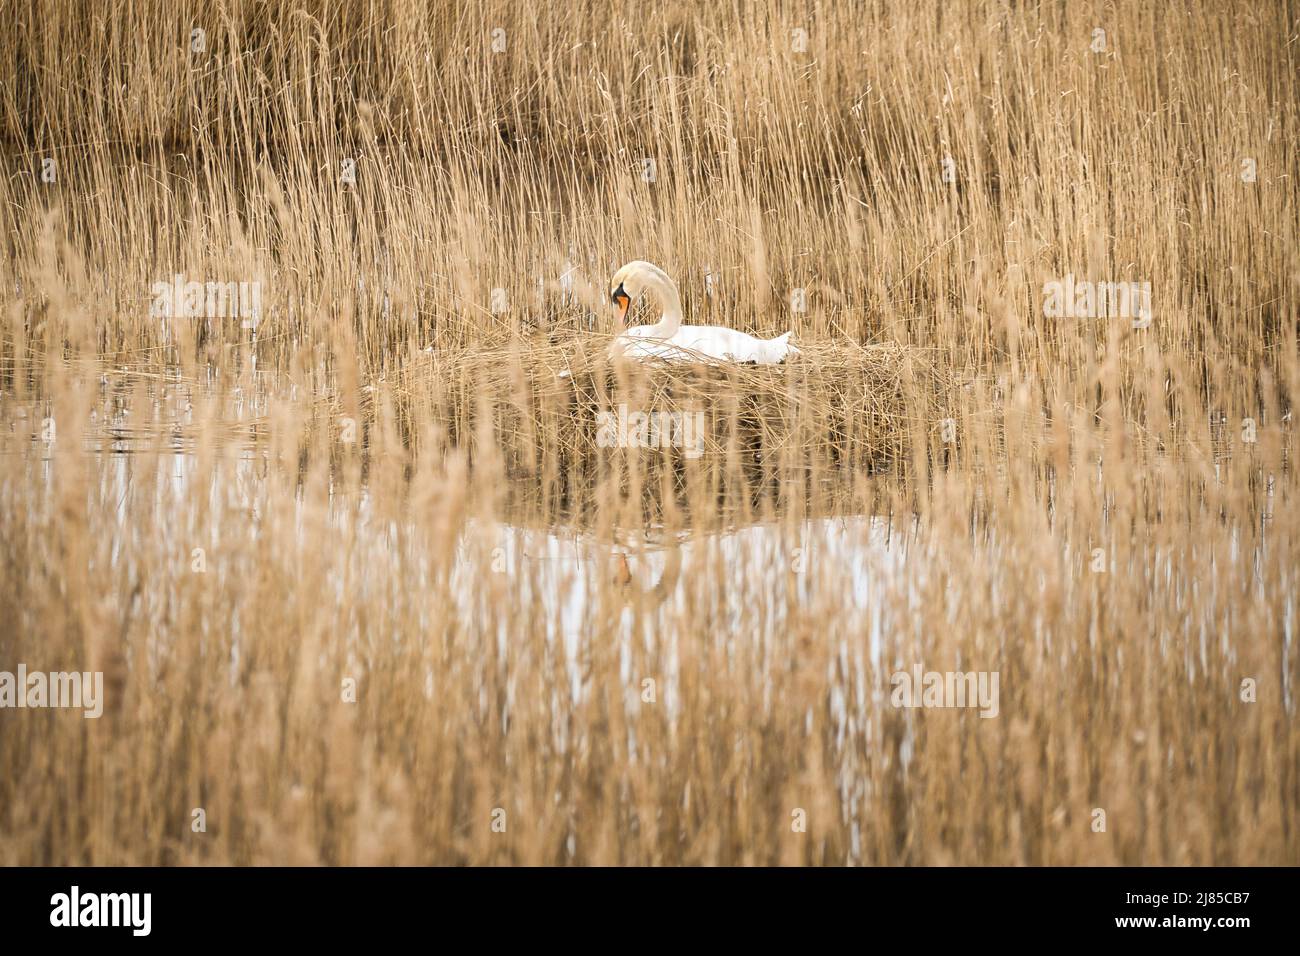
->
<box><xmin>0</xmin><ymin>0</ymin><xmax>1295</xmax><ymax>864</ymax></box>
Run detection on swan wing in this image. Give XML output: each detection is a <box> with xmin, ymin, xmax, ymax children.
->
<box><xmin>614</xmin><ymin>325</ymin><xmax>798</xmax><ymax>365</ymax></box>
<box><xmin>614</xmin><ymin>334</ymin><xmax>703</xmax><ymax>362</ymax></box>
<box><xmin>670</xmin><ymin>326</ymin><xmax>797</xmax><ymax>364</ymax></box>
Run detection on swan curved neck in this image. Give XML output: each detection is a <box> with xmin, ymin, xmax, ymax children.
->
<box><xmin>643</xmin><ymin>272</ymin><xmax>683</xmax><ymax>338</ymax></box>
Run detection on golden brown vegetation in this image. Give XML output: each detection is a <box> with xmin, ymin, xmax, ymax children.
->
<box><xmin>0</xmin><ymin>0</ymin><xmax>1296</xmax><ymax>864</ymax></box>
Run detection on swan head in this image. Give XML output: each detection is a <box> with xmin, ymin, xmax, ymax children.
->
<box><xmin>610</xmin><ymin>260</ymin><xmax>673</xmax><ymax>323</ymax></box>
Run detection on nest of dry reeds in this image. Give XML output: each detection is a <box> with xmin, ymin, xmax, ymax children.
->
<box><xmin>373</xmin><ymin>336</ymin><xmax>949</xmax><ymax>519</ymax></box>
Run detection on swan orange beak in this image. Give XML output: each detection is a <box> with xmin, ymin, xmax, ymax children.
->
<box><xmin>612</xmin><ymin>287</ymin><xmax>631</xmax><ymax>323</ymax></box>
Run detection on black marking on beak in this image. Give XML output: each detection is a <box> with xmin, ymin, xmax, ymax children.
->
<box><xmin>611</xmin><ymin>282</ymin><xmax>629</xmax><ymax>306</ymax></box>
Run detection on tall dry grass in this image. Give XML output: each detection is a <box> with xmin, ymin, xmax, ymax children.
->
<box><xmin>0</xmin><ymin>0</ymin><xmax>1296</xmax><ymax>864</ymax></box>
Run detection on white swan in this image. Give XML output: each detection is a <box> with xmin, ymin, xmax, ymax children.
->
<box><xmin>609</xmin><ymin>261</ymin><xmax>799</xmax><ymax>364</ymax></box>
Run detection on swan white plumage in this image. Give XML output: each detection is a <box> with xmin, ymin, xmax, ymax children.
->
<box><xmin>609</xmin><ymin>260</ymin><xmax>799</xmax><ymax>364</ymax></box>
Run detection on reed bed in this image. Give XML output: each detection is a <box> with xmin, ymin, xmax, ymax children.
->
<box><xmin>0</xmin><ymin>0</ymin><xmax>1296</xmax><ymax>865</ymax></box>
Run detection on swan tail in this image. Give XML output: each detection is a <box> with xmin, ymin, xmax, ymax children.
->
<box><xmin>765</xmin><ymin>331</ymin><xmax>799</xmax><ymax>363</ymax></box>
